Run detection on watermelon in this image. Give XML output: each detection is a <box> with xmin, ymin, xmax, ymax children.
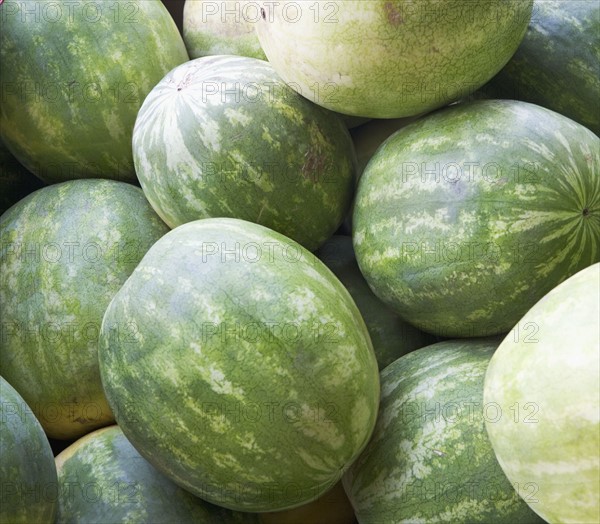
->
<box><xmin>255</xmin><ymin>0</ymin><xmax>533</xmax><ymax>118</ymax></box>
<box><xmin>55</xmin><ymin>425</ymin><xmax>260</xmax><ymax>523</ymax></box>
<box><xmin>343</xmin><ymin>339</ymin><xmax>545</xmax><ymax>524</ymax></box>
<box><xmin>0</xmin><ymin>141</ymin><xmax>44</xmax><ymax>216</ymax></box>
<box><xmin>0</xmin><ymin>0</ymin><xmax>189</xmax><ymax>183</ymax></box>
<box><xmin>132</xmin><ymin>55</ymin><xmax>356</xmax><ymax>251</ymax></box>
<box><xmin>184</xmin><ymin>0</ymin><xmax>267</xmax><ymax>60</ymax></box>
<box><xmin>353</xmin><ymin>99</ymin><xmax>600</xmax><ymax>338</ymax></box>
<box><xmin>484</xmin><ymin>263</ymin><xmax>600</xmax><ymax>524</ymax></box>
<box><xmin>317</xmin><ymin>236</ymin><xmax>435</xmax><ymax>370</ymax></box>
<box><xmin>0</xmin><ymin>180</ymin><xmax>170</xmax><ymax>439</ymax></box>
<box><xmin>480</xmin><ymin>0</ymin><xmax>600</xmax><ymax>136</ymax></box>
<box><xmin>259</xmin><ymin>481</ymin><xmax>356</xmax><ymax>524</ymax></box>
<box><xmin>99</xmin><ymin>218</ymin><xmax>380</xmax><ymax>512</ymax></box>
<box><xmin>0</xmin><ymin>376</ymin><xmax>58</xmax><ymax>524</ymax></box>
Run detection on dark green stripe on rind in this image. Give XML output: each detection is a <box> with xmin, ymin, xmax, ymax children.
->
<box><xmin>132</xmin><ymin>55</ymin><xmax>356</xmax><ymax>251</ymax></box>
<box><xmin>0</xmin><ymin>376</ymin><xmax>58</xmax><ymax>524</ymax></box>
<box><xmin>480</xmin><ymin>0</ymin><xmax>600</xmax><ymax>135</ymax></box>
<box><xmin>99</xmin><ymin>218</ymin><xmax>380</xmax><ymax>512</ymax></box>
<box><xmin>0</xmin><ymin>180</ymin><xmax>170</xmax><ymax>439</ymax></box>
<box><xmin>0</xmin><ymin>0</ymin><xmax>189</xmax><ymax>183</ymax></box>
<box><xmin>55</xmin><ymin>425</ymin><xmax>261</xmax><ymax>524</ymax></box>
<box><xmin>343</xmin><ymin>339</ymin><xmax>545</xmax><ymax>524</ymax></box>
<box><xmin>353</xmin><ymin>99</ymin><xmax>600</xmax><ymax>337</ymax></box>
<box><xmin>316</xmin><ymin>236</ymin><xmax>435</xmax><ymax>370</ymax></box>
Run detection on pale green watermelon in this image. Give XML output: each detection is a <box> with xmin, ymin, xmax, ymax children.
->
<box><xmin>132</xmin><ymin>55</ymin><xmax>356</xmax><ymax>251</ymax></box>
<box><xmin>55</xmin><ymin>425</ymin><xmax>260</xmax><ymax>524</ymax></box>
<box><xmin>99</xmin><ymin>218</ymin><xmax>380</xmax><ymax>512</ymax></box>
<box><xmin>354</xmin><ymin>99</ymin><xmax>599</xmax><ymax>337</ymax></box>
<box><xmin>484</xmin><ymin>263</ymin><xmax>600</xmax><ymax>524</ymax></box>
<box><xmin>343</xmin><ymin>339</ymin><xmax>545</xmax><ymax>524</ymax></box>
<box><xmin>0</xmin><ymin>0</ymin><xmax>189</xmax><ymax>183</ymax></box>
<box><xmin>255</xmin><ymin>0</ymin><xmax>533</xmax><ymax>117</ymax></box>
<box><xmin>0</xmin><ymin>180</ymin><xmax>170</xmax><ymax>439</ymax></box>
<box><xmin>317</xmin><ymin>236</ymin><xmax>435</xmax><ymax>369</ymax></box>
<box><xmin>184</xmin><ymin>0</ymin><xmax>267</xmax><ymax>59</ymax></box>
<box><xmin>0</xmin><ymin>376</ymin><xmax>58</xmax><ymax>524</ymax></box>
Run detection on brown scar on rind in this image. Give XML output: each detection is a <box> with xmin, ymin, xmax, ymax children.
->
<box><xmin>385</xmin><ymin>1</ymin><xmax>404</xmax><ymax>26</ymax></box>
<box><xmin>302</xmin><ymin>148</ymin><xmax>327</xmax><ymax>182</ymax></box>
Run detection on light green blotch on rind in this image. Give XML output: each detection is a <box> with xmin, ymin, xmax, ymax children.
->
<box><xmin>99</xmin><ymin>218</ymin><xmax>380</xmax><ymax>512</ymax></box>
<box><xmin>0</xmin><ymin>377</ymin><xmax>58</xmax><ymax>524</ymax></box>
<box><xmin>343</xmin><ymin>339</ymin><xmax>545</xmax><ymax>524</ymax></box>
<box><xmin>133</xmin><ymin>55</ymin><xmax>356</xmax><ymax>251</ymax></box>
<box><xmin>480</xmin><ymin>0</ymin><xmax>600</xmax><ymax>135</ymax></box>
<box><xmin>55</xmin><ymin>425</ymin><xmax>260</xmax><ymax>524</ymax></box>
<box><xmin>0</xmin><ymin>180</ymin><xmax>170</xmax><ymax>439</ymax></box>
<box><xmin>484</xmin><ymin>263</ymin><xmax>600</xmax><ymax>524</ymax></box>
<box><xmin>316</xmin><ymin>236</ymin><xmax>435</xmax><ymax>370</ymax></box>
<box><xmin>353</xmin><ymin>99</ymin><xmax>600</xmax><ymax>337</ymax></box>
<box><xmin>0</xmin><ymin>0</ymin><xmax>189</xmax><ymax>183</ymax></box>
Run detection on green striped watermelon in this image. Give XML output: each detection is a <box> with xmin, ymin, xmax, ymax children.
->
<box><xmin>0</xmin><ymin>0</ymin><xmax>188</xmax><ymax>183</ymax></box>
<box><xmin>255</xmin><ymin>0</ymin><xmax>533</xmax><ymax>118</ymax></box>
<box><xmin>0</xmin><ymin>180</ymin><xmax>170</xmax><ymax>439</ymax></box>
<box><xmin>0</xmin><ymin>141</ymin><xmax>44</xmax><ymax>216</ymax></box>
<box><xmin>343</xmin><ymin>339</ymin><xmax>545</xmax><ymax>524</ymax></box>
<box><xmin>132</xmin><ymin>55</ymin><xmax>356</xmax><ymax>251</ymax></box>
<box><xmin>99</xmin><ymin>218</ymin><xmax>380</xmax><ymax>512</ymax></box>
<box><xmin>0</xmin><ymin>376</ymin><xmax>58</xmax><ymax>524</ymax></box>
<box><xmin>317</xmin><ymin>236</ymin><xmax>435</xmax><ymax>370</ymax></box>
<box><xmin>183</xmin><ymin>0</ymin><xmax>267</xmax><ymax>60</ymax></box>
<box><xmin>484</xmin><ymin>263</ymin><xmax>600</xmax><ymax>524</ymax></box>
<box><xmin>55</xmin><ymin>425</ymin><xmax>260</xmax><ymax>524</ymax></box>
<box><xmin>480</xmin><ymin>0</ymin><xmax>600</xmax><ymax>135</ymax></box>
<box><xmin>353</xmin><ymin>99</ymin><xmax>600</xmax><ymax>338</ymax></box>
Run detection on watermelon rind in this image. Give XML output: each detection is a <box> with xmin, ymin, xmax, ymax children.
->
<box><xmin>99</xmin><ymin>217</ymin><xmax>380</xmax><ymax>512</ymax></box>
<box><xmin>343</xmin><ymin>339</ymin><xmax>545</xmax><ymax>524</ymax></box>
<box><xmin>0</xmin><ymin>376</ymin><xmax>58</xmax><ymax>524</ymax></box>
<box><xmin>484</xmin><ymin>263</ymin><xmax>600</xmax><ymax>524</ymax></box>
<box><xmin>132</xmin><ymin>55</ymin><xmax>356</xmax><ymax>251</ymax></box>
<box><xmin>55</xmin><ymin>425</ymin><xmax>261</xmax><ymax>524</ymax></box>
<box><xmin>0</xmin><ymin>180</ymin><xmax>170</xmax><ymax>439</ymax></box>
<box><xmin>0</xmin><ymin>0</ymin><xmax>189</xmax><ymax>183</ymax></box>
<box><xmin>353</xmin><ymin>99</ymin><xmax>600</xmax><ymax>337</ymax></box>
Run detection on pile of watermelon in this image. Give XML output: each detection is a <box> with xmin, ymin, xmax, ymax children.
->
<box><xmin>1</xmin><ymin>1</ymin><xmax>598</xmax><ymax>523</ymax></box>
